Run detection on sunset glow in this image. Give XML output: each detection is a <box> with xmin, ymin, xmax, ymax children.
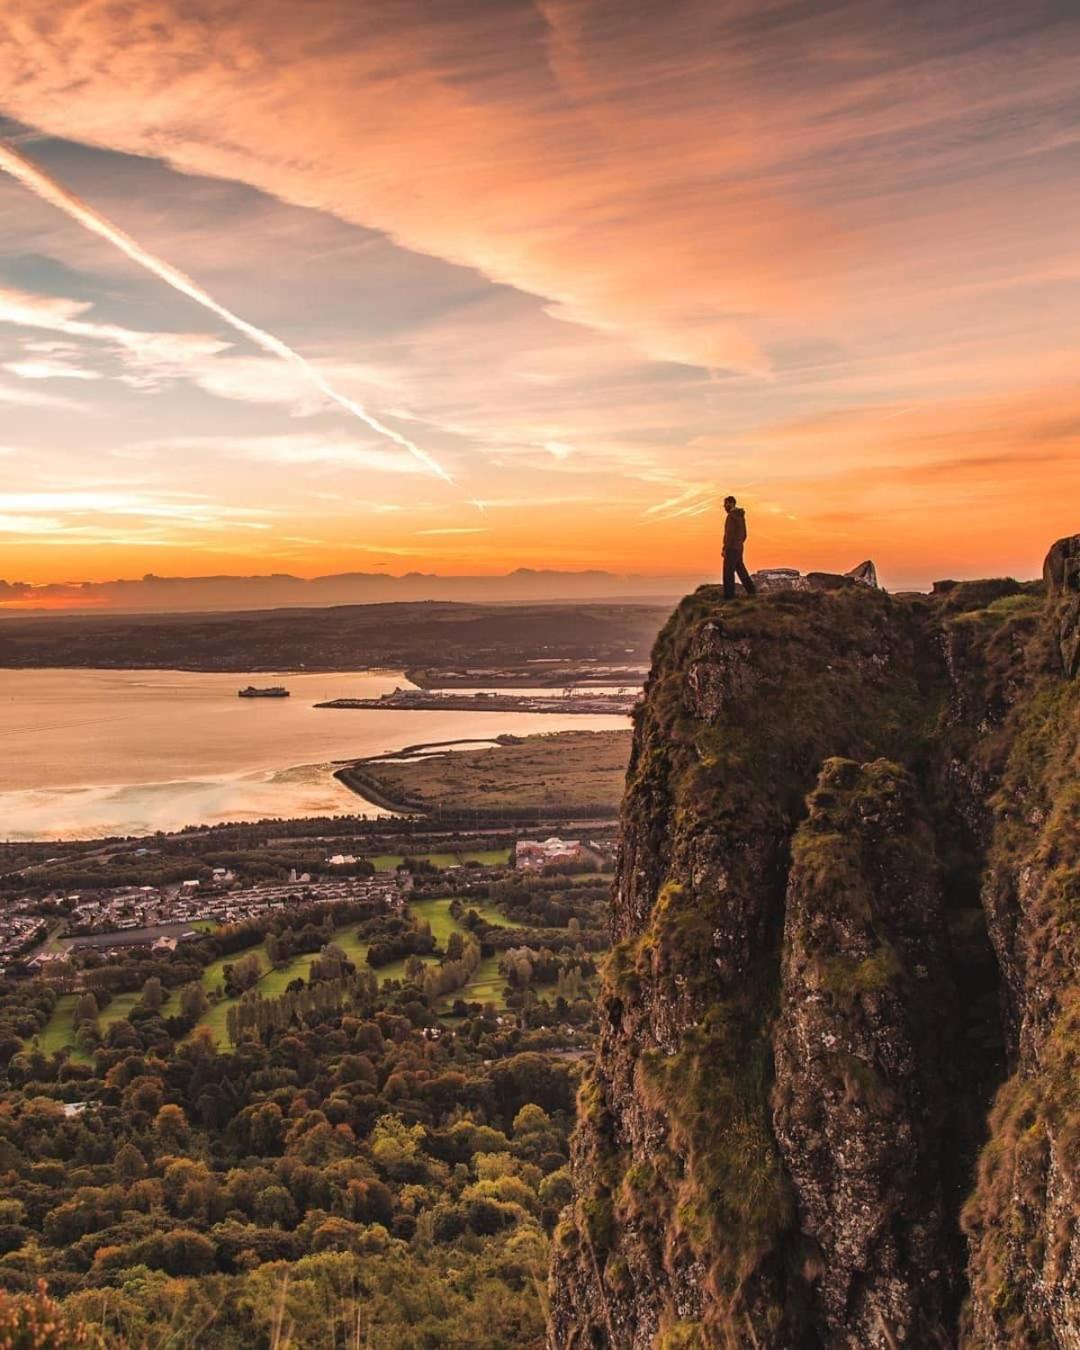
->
<box><xmin>1</xmin><ymin>1</ymin><xmax>1078</xmax><ymax>597</ymax></box>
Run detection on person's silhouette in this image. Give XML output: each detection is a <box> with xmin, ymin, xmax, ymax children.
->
<box><xmin>722</xmin><ymin>496</ymin><xmax>756</xmax><ymax>599</ymax></box>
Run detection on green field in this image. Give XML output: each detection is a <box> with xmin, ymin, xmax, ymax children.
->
<box><xmin>33</xmin><ymin>895</ymin><xmax>521</xmax><ymax>1054</ymax></box>
<box><xmin>35</xmin><ymin>993</ymin><xmax>81</xmax><ymax>1057</ymax></box>
<box><xmin>99</xmin><ymin>991</ymin><xmax>143</xmax><ymax>1030</ymax></box>
<box><xmin>370</xmin><ymin>849</ymin><xmax>511</xmax><ymax>872</ymax></box>
<box><xmin>34</xmin><ymin>988</ymin><xmax>144</xmax><ymax>1062</ymax></box>
<box><xmin>190</xmin><ymin>898</ymin><xmax>516</xmax><ymax>1038</ymax></box>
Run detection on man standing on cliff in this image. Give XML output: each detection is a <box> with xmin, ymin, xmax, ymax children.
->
<box><xmin>722</xmin><ymin>495</ymin><xmax>757</xmax><ymax>600</ymax></box>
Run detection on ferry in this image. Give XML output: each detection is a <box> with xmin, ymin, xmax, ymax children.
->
<box><xmin>237</xmin><ymin>685</ymin><xmax>290</xmax><ymax>699</ymax></box>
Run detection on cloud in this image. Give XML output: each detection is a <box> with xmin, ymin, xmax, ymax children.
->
<box><xmin>4</xmin><ymin>2</ymin><xmax>1076</xmax><ymax>384</ymax></box>
<box><xmin>415</xmin><ymin>526</ymin><xmax>491</xmax><ymax>536</ymax></box>
<box><xmin>643</xmin><ymin>484</ymin><xmax>720</xmax><ymax>522</ymax></box>
<box><xmin>0</xmin><ymin>489</ymin><xmax>273</xmax><ymax>541</ymax></box>
<box><xmin>0</xmin><ymin>3</ymin><xmax>1076</xmax><ymax>587</ymax></box>
<box><xmin>4</xmin><ymin>357</ymin><xmax>101</xmax><ymax>380</ymax></box>
<box><xmin>0</xmin><ymin>377</ymin><xmax>87</xmax><ymax>409</ymax></box>
<box><xmin>0</xmin><ymin>284</ymin><xmax>231</xmax><ymax>385</ymax></box>
<box><xmin>0</xmin><ymin>3</ymin><xmax>829</xmax><ymax>374</ymax></box>
<box><xmin>141</xmin><ymin>432</ymin><xmax>430</xmax><ymax>475</ymax></box>
<box><xmin>0</xmin><ymin>140</ymin><xmax>454</xmax><ymax>480</ymax></box>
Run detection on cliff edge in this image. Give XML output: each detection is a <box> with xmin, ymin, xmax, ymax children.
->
<box><xmin>550</xmin><ymin>537</ymin><xmax>1079</xmax><ymax>1348</ymax></box>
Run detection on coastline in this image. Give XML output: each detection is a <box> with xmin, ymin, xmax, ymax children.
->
<box><xmin>334</xmin><ymin>728</ymin><xmax>629</xmax><ymax>822</ymax></box>
<box><xmin>333</xmin><ymin>765</ymin><xmax>421</xmax><ymax>815</ymax></box>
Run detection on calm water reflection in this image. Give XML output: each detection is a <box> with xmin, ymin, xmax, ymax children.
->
<box><xmin>0</xmin><ymin>669</ymin><xmax>626</xmax><ymax>839</ymax></box>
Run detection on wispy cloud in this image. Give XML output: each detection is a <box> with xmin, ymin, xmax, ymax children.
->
<box><xmin>415</xmin><ymin>526</ymin><xmax>491</xmax><ymax>536</ymax></box>
<box><xmin>0</xmin><ymin>284</ymin><xmax>230</xmax><ymax>384</ymax></box>
<box><xmin>0</xmin><ymin>489</ymin><xmax>273</xmax><ymax>539</ymax></box>
<box><xmin>139</xmin><ymin>432</ymin><xmax>429</xmax><ymax>475</ymax></box>
<box><xmin>642</xmin><ymin>485</ymin><xmax>720</xmax><ymax>523</ymax></box>
<box><xmin>3</xmin><ymin>357</ymin><xmax>101</xmax><ymax>381</ymax></box>
<box><xmin>0</xmin><ymin>3</ymin><xmax>1076</xmax><ymax>586</ymax></box>
<box><xmin>0</xmin><ymin>141</ymin><xmax>452</xmax><ymax>480</ymax></box>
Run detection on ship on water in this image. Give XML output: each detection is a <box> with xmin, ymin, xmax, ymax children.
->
<box><xmin>237</xmin><ymin>685</ymin><xmax>290</xmax><ymax>699</ymax></box>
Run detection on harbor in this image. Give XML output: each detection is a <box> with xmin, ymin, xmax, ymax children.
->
<box><xmin>316</xmin><ymin>686</ymin><xmax>638</xmax><ymax>715</ymax></box>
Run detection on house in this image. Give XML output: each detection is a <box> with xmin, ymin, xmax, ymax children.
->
<box><xmin>514</xmin><ymin>837</ymin><xmax>586</xmax><ymax>870</ymax></box>
<box><xmin>28</xmin><ymin>951</ymin><xmax>70</xmax><ymax>970</ymax></box>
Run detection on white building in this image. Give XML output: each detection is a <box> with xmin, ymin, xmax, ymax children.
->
<box><xmin>514</xmin><ymin>837</ymin><xmax>586</xmax><ymax>870</ymax></box>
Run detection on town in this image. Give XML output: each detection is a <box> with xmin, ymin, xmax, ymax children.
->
<box><xmin>0</xmin><ymin>829</ymin><xmax>609</xmax><ymax>978</ymax></box>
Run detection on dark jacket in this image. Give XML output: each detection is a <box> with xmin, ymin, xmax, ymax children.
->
<box><xmin>723</xmin><ymin>507</ymin><xmax>747</xmax><ymax>551</ymax></box>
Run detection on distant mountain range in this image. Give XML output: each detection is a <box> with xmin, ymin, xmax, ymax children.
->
<box><xmin>0</xmin><ymin>568</ymin><xmax>708</xmax><ymax>614</ymax></box>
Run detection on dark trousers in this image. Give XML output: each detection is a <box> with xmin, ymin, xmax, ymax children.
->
<box><xmin>723</xmin><ymin>548</ymin><xmax>756</xmax><ymax>600</ymax></box>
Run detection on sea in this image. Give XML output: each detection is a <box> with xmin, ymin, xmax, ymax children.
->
<box><xmin>0</xmin><ymin>669</ymin><xmax>627</xmax><ymax>841</ymax></box>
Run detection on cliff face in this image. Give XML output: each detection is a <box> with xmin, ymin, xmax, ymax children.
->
<box><xmin>549</xmin><ymin>538</ymin><xmax>1079</xmax><ymax>1349</ymax></box>
<box><xmin>774</xmin><ymin>758</ymin><xmax>958</xmax><ymax>1346</ymax></box>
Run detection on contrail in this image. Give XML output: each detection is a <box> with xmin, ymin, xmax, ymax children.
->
<box><xmin>0</xmin><ymin>139</ymin><xmax>452</xmax><ymax>482</ymax></box>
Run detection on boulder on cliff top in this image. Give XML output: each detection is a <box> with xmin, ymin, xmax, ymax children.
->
<box><xmin>1043</xmin><ymin>534</ymin><xmax>1080</xmax><ymax>595</ymax></box>
<box><xmin>751</xmin><ymin>560</ymin><xmax>880</xmax><ymax>593</ymax></box>
<box><xmin>845</xmin><ymin>559</ymin><xmax>878</xmax><ymax>587</ymax></box>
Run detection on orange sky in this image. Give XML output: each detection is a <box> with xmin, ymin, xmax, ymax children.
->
<box><xmin>0</xmin><ymin>0</ymin><xmax>1077</xmax><ymax>597</ymax></box>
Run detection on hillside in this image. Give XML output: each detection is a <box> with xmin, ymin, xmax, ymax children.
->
<box><xmin>549</xmin><ymin>536</ymin><xmax>1079</xmax><ymax>1347</ymax></box>
<box><xmin>0</xmin><ymin>601</ymin><xmax>665</xmax><ymax>672</ymax></box>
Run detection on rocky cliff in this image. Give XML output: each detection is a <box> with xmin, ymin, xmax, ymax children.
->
<box><xmin>549</xmin><ymin>537</ymin><xmax>1079</xmax><ymax>1349</ymax></box>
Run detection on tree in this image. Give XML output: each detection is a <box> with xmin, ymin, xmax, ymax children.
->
<box><xmin>147</xmin><ymin>1227</ymin><xmax>216</xmax><ymax>1276</ymax></box>
<box><xmin>153</xmin><ymin>1103</ymin><xmax>190</xmax><ymax>1149</ymax></box>
<box><xmin>253</xmin><ymin>1184</ymin><xmax>297</xmax><ymax>1229</ymax></box>
<box><xmin>180</xmin><ymin>983</ymin><xmax>209</xmax><ymax>1022</ymax></box>
<box><xmin>224</xmin><ymin>952</ymin><xmax>261</xmax><ymax>997</ymax></box>
<box><xmin>115</xmin><ymin>1143</ymin><xmax>147</xmax><ymax>1184</ymax></box>
<box><xmin>371</xmin><ymin>1114</ymin><xmax>426</xmax><ymax>1181</ymax></box>
<box><xmin>73</xmin><ymin>992</ymin><xmax>99</xmax><ymax>1029</ymax></box>
<box><xmin>141</xmin><ymin>977</ymin><xmax>164</xmax><ymax>1011</ymax></box>
<box><xmin>0</xmin><ymin>1282</ymin><xmax>106</xmax><ymax>1347</ymax></box>
<box><xmin>248</xmin><ymin>1102</ymin><xmax>285</xmax><ymax>1155</ymax></box>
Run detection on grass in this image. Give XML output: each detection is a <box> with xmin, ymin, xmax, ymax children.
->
<box><xmin>410</xmin><ymin>895</ymin><xmax>517</xmax><ymax>942</ymax></box>
<box><xmin>389</xmin><ymin>897</ymin><xmax>515</xmax><ymax>1009</ymax></box>
<box><xmin>98</xmin><ymin>991</ymin><xmax>143</xmax><ymax>1030</ymax></box>
<box><xmin>33</xmin><ymin>893</ymin><xmax>520</xmax><ymax>1054</ymax></box>
<box><xmin>188</xmin><ymin>895</ymin><xmax>516</xmax><ymax>1041</ymax></box>
<box><xmin>35</xmin><ymin>988</ymin><xmax>150</xmax><ymax>1062</ymax></box>
<box><xmin>369</xmin><ymin>849</ymin><xmax>512</xmax><ymax>871</ymax></box>
<box><xmin>35</xmin><ymin>994</ymin><xmax>80</xmax><ymax>1057</ymax></box>
<box><xmin>350</xmin><ymin>729</ymin><xmax>631</xmax><ymax>814</ymax></box>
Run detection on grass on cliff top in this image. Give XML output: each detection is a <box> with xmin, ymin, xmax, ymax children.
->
<box><xmin>633</xmin><ymin>587</ymin><xmax>939</xmax><ymax>867</ymax></box>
